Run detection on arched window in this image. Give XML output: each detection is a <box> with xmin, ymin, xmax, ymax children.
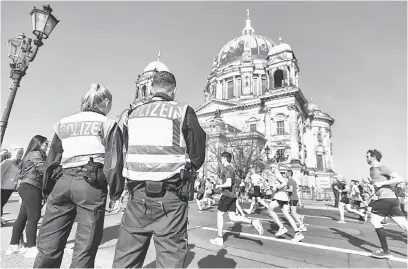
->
<box><xmin>142</xmin><ymin>85</ymin><xmax>147</xmax><ymax>97</ymax></box>
<box><xmin>276</xmin><ymin>121</ymin><xmax>285</xmax><ymax>135</ymax></box>
<box><xmin>274</xmin><ymin>69</ymin><xmax>284</xmax><ymax>88</ymax></box>
<box><xmin>274</xmin><ymin>114</ymin><xmax>286</xmax><ymax>135</ymax></box>
<box><xmin>135</xmin><ymin>86</ymin><xmax>139</xmax><ymax>99</ymax></box>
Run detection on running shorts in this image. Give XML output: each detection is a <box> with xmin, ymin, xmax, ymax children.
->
<box><xmin>272</xmin><ymin>199</ymin><xmax>289</xmax><ymax>208</ymax></box>
<box><xmin>218</xmin><ymin>195</ymin><xmax>237</xmax><ymax>212</ymax></box>
<box><xmin>340</xmin><ymin>197</ymin><xmax>350</xmax><ymax>204</ymax></box>
<box><xmin>369</xmin><ymin>198</ymin><xmax>405</xmax><ymax>217</ymax></box>
<box><xmin>352</xmin><ymin>200</ymin><xmax>361</xmax><ymax>208</ymax></box>
<box><xmin>254</xmin><ymin>186</ymin><xmax>262</xmax><ymax>198</ymax></box>
<box><xmin>290</xmin><ymin>200</ymin><xmax>299</xmax><ymax>207</ymax></box>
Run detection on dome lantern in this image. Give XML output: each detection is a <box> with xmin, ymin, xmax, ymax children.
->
<box><xmin>242</xmin><ymin>9</ymin><xmax>255</xmax><ymax>36</ymax></box>
<box><xmin>135</xmin><ymin>50</ymin><xmax>169</xmax><ymax>103</ymax></box>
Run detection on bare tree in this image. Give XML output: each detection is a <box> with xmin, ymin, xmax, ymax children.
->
<box><xmin>203</xmin><ymin>130</ymin><xmax>266</xmax><ymax>180</ymax></box>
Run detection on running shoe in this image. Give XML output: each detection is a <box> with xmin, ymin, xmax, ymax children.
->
<box><xmin>381</xmin><ymin>220</ymin><xmax>388</xmax><ymax>225</ymax></box>
<box><xmin>210</xmin><ymin>237</ymin><xmax>224</xmax><ymax>246</ymax></box>
<box><xmin>364</xmin><ymin>214</ymin><xmax>368</xmax><ymax>222</ymax></box>
<box><xmin>371</xmin><ymin>248</ymin><xmax>391</xmax><ymax>259</ymax></box>
<box><xmin>291</xmin><ymin>232</ymin><xmax>304</xmax><ymax>242</ymax></box>
<box><xmin>337</xmin><ymin>219</ymin><xmax>346</xmax><ymax>224</ymax></box>
<box><xmin>275</xmin><ymin>227</ymin><xmax>288</xmax><ymax>237</ymax></box>
<box><xmin>252</xmin><ymin>219</ymin><xmax>264</xmax><ymax>235</ymax></box>
<box><xmin>244</xmin><ymin>208</ymin><xmax>252</xmax><ymax>215</ymax></box>
<box><xmin>299</xmin><ymin>224</ymin><xmax>307</xmax><ymax>232</ymax></box>
<box><xmin>299</xmin><ymin>215</ymin><xmax>304</xmax><ymax>224</ymax></box>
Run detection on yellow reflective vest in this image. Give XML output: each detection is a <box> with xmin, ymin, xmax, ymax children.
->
<box><xmin>54</xmin><ymin>111</ymin><xmax>114</xmax><ymax>168</ymax></box>
<box><xmin>123</xmin><ymin>100</ymin><xmax>188</xmax><ymax>181</ymax></box>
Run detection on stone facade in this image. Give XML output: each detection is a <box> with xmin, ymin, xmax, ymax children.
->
<box><xmin>196</xmin><ymin>10</ymin><xmax>335</xmax><ymax>188</ymax></box>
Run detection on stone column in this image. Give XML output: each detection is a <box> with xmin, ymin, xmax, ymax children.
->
<box><xmin>233</xmin><ymin>76</ymin><xmax>237</xmax><ymax>97</ymax></box>
<box><xmin>288</xmin><ymin>104</ymin><xmax>300</xmax><ymax>163</ymax></box>
<box><xmin>290</xmin><ymin>65</ymin><xmax>295</xmax><ymax>86</ymax></box>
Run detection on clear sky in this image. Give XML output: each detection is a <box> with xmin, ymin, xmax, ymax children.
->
<box><xmin>1</xmin><ymin>1</ymin><xmax>406</xmax><ymax>179</ymax></box>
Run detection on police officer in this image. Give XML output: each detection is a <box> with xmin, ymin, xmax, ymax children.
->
<box><xmin>34</xmin><ymin>84</ymin><xmax>125</xmax><ymax>268</ymax></box>
<box><xmin>113</xmin><ymin>71</ymin><xmax>206</xmax><ymax>268</ymax></box>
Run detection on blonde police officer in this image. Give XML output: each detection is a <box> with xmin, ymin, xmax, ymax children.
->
<box><xmin>34</xmin><ymin>84</ymin><xmax>125</xmax><ymax>268</ymax></box>
<box><xmin>113</xmin><ymin>71</ymin><xmax>206</xmax><ymax>268</ymax></box>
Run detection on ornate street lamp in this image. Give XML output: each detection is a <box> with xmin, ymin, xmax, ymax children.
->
<box><xmin>0</xmin><ymin>5</ymin><xmax>59</xmax><ymax>146</ymax></box>
<box><xmin>264</xmin><ymin>145</ymin><xmax>270</xmax><ymax>160</ymax></box>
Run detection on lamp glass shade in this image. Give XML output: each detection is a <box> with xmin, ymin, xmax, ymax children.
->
<box><xmin>30</xmin><ymin>7</ymin><xmax>59</xmax><ymax>39</ymax></box>
<box><xmin>265</xmin><ymin>146</ymin><xmax>270</xmax><ymax>155</ymax></box>
<box><xmin>31</xmin><ymin>11</ymin><xmax>49</xmax><ymax>38</ymax></box>
<box><xmin>43</xmin><ymin>14</ymin><xmax>58</xmax><ymax>37</ymax></box>
<box><xmin>7</xmin><ymin>37</ymin><xmax>24</xmax><ymax>63</ymax></box>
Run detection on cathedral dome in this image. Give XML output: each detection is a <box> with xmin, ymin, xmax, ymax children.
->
<box><xmin>268</xmin><ymin>38</ymin><xmax>292</xmax><ymax>56</ymax></box>
<box><xmin>143</xmin><ymin>61</ymin><xmax>169</xmax><ymax>73</ymax></box>
<box><xmin>212</xmin><ymin>10</ymin><xmax>276</xmax><ymax>69</ymax></box>
<box><xmin>307</xmin><ymin>99</ymin><xmax>320</xmax><ymax>112</ymax></box>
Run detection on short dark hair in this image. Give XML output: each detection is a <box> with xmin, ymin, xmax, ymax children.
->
<box><xmin>221</xmin><ymin>151</ymin><xmax>232</xmax><ymax>163</ymax></box>
<box><xmin>367</xmin><ymin>149</ymin><xmax>382</xmax><ymax>162</ymax></box>
<box><xmin>152</xmin><ymin>71</ymin><xmax>176</xmax><ymax>92</ymax></box>
<box><xmin>287</xmin><ymin>170</ymin><xmax>293</xmax><ymax>176</ymax></box>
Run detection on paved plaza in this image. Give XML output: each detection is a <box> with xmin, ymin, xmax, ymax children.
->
<box><xmin>1</xmin><ymin>193</ymin><xmax>407</xmax><ymax>268</ymax></box>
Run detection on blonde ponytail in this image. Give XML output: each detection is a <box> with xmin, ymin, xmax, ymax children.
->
<box><xmin>80</xmin><ymin>84</ymin><xmax>112</xmax><ymax>113</ymax></box>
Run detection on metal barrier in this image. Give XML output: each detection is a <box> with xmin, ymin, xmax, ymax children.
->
<box><xmin>300</xmin><ymin>188</ymin><xmax>334</xmax><ymax>201</ymax></box>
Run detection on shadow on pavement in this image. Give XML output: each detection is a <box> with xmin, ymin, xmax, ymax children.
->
<box><xmin>197</xmin><ymin>249</ymin><xmax>237</xmax><ymax>268</ymax></box>
<box><xmin>143</xmin><ymin>244</ymin><xmax>196</xmax><ymax>268</ymax></box>
<box><xmin>384</xmin><ymin>229</ymin><xmax>407</xmax><ymax>245</ymax></box>
<box><xmin>330</xmin><ymin>228</ymin><xmax>407</xmax><ymax>257</ymax></box>
<box><xmin>100</xmin><ymin>224</ymin><xmax>121</xmax><ymax>245</ymax></box>
<box><xmin>66</xmin><ymin>224</ymin><xmax>120</xmax><ymax>246</ymax></box>
<box><xmin>224</xmin><ymin>223</ymin><xmax>263</xmax><ymax>246</ymax></box>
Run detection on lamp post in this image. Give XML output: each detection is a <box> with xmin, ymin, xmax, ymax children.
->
<box><xmin>0</xmin><ymin>4</ymin><xmax>59</xmax><ymax>147</ymax></box>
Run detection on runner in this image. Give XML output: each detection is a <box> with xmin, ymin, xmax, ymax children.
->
<box><xmin>267</xmin><ymin>165</ymin><xmax>304</xmax><ymax>242</ymax></box>
<box><xmin>204</xmin><ymin>177</ymin><xmax>215</xmax><ymax>207</ymax></box>
<box><xmin>350</xmin><ymin>179</ymin><xmax>368</xmax><ymax>222</ymax></box>
<box><xmin>196</xmin><ymin>177</ymin><xmax>207</xmax><ymax>212</ymax></box>
<box><xmin>336</xmin><ymin>176</ymin><xmax>366</xmax><ymax>223</ymax></box>
<box><xmin>285</xmin><ymin>170</ymin><xmax>307</xmax><ymax>231</ymax></box>
<box><xmin>234</xmin><ymin>174</ymin><xmax>246</xmax><ymax>216</ymax></box>
<box><xmin>361</xmin><ymin>177</ymin><xmax>376</xmax><ymax>221</ymax></box>
<box><xmin>210</xmin><ymin>152</ymin><xmax>263</xmax><ymax>246</ymax></box>
<box><xmin>366</xmin><ymin>149</ymin><xmax>408</xmax><ymax>259</ymax></box>
<box><xmin>245</xmin><ymin>167</ymin><xmax>269</xmax><ymax>214</ymax></box>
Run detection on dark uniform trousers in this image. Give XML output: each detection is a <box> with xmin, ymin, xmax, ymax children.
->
<box><xmin>113</xmin><ymin>184</ymin><xmax>189</xmax><ymax>268</ymax></box>
<box><xmin>34</xmin><ymin>167</ymin><xmax>107</xmax><ymax>268</ymax></box>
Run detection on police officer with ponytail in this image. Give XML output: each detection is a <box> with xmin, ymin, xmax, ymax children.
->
<box><xmin>34</xmin><ymin>84</ymin><xmax>125</xmax><ymax>268</ymax></box>
<box><xmin>113</xmin><ymin>71</ymin><xmax>206</xmax><ymax>268</ymax></box>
